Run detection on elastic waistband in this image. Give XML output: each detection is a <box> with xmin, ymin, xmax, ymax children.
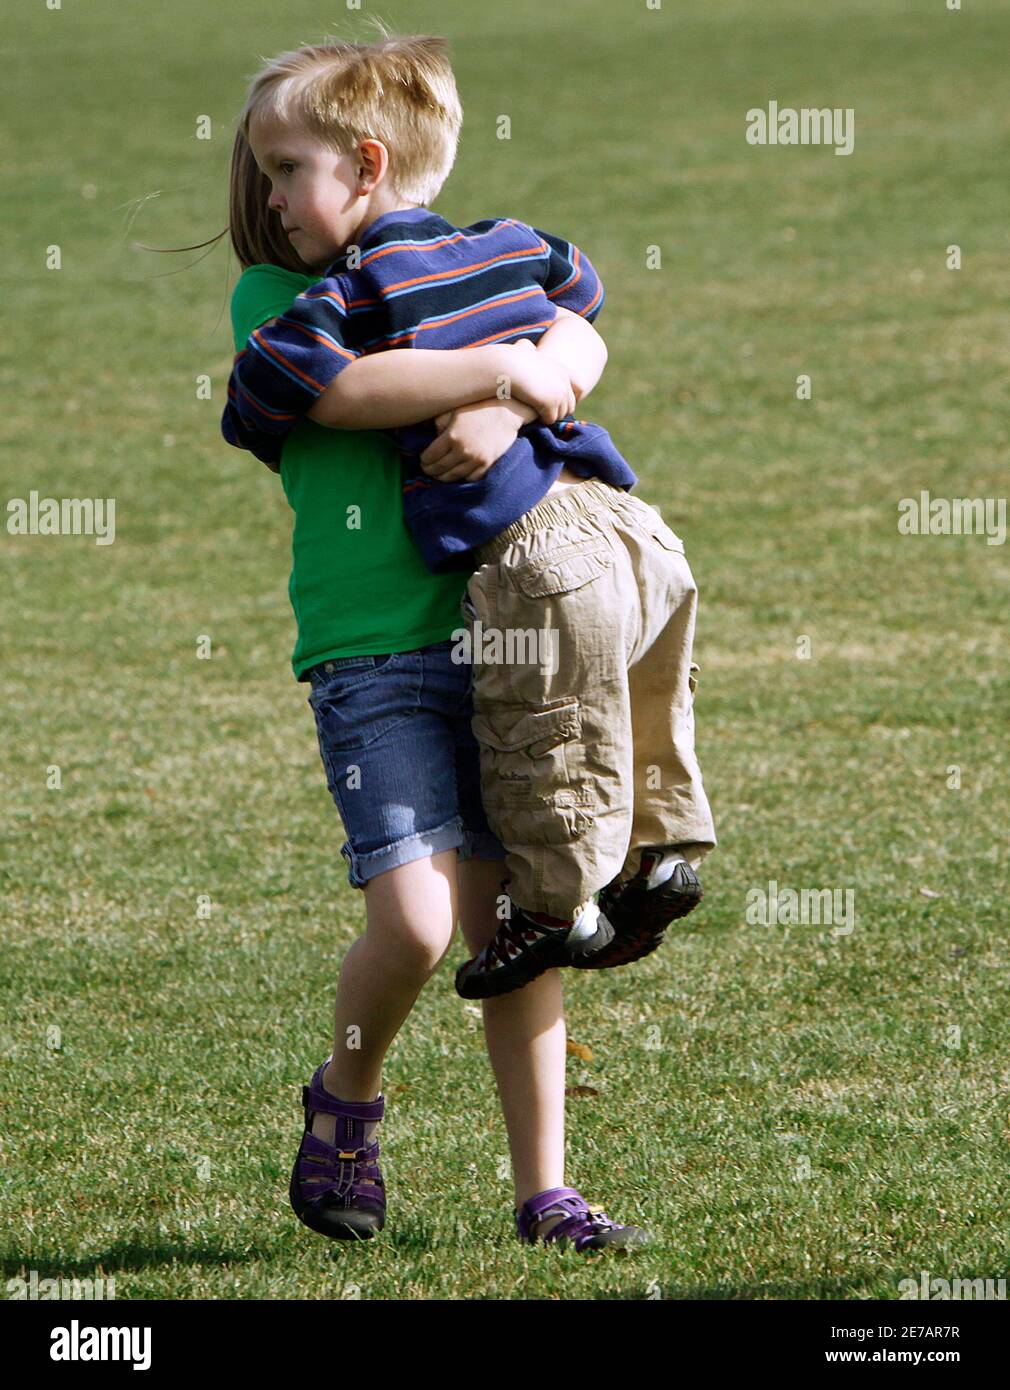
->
<box><xmin>476</xmin><ymin>479</ymin><xmax>627</xmax><ymax>563</ymax></box>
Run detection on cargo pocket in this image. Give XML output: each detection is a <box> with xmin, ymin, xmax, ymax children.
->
<box><xmin>471</xmin><ymin>697</ymin><xmax>596</xmax><ymax>843</ymax></box>
<box><xmin>644</xmin><ymin>511</ymin><xmax>685</xmax><ymax>554</ymax></box>
<box><xmin>510</xmin><ymin>539</ymin><xmax>614</xmax><ymax>599</ymax></box>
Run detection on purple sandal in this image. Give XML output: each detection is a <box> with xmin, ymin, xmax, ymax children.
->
<box><xmin>289</xmin><ymin>1060</ymin><xmax>386</xmax><ymax>1240</ymax></box>
<box><xmin>516</xmin><ymin>1187</ymin><xmax>650</xmax><ymax>1252</ymax></box>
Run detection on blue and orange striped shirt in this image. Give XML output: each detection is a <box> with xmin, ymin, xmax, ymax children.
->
<box><xmin>222</xmin><ymin>207</ymin><xmax>636</xmax><ymax>571</ymax></box>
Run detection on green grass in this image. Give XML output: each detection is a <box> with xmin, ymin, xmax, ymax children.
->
<box><xmin>1</xmin><ymin>0</ymin><xmax>1008</xmax><ymax>1299</ymax></box>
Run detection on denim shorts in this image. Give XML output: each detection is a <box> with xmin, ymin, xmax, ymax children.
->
<box><xmin>306</xmin><ymin>639</ymin><xmax>506</xmax><ymax>888</ymax></box>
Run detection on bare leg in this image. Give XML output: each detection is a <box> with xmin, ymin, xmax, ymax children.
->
<box><xmin>313</xmin><ymin>850</ymin><xmax>459</xmax><ymax>1154</ymax></box>
<box><xmin>458</xmin><ymin>858</ymin><xmax>568</xmax><ymax>1238</ymax></box>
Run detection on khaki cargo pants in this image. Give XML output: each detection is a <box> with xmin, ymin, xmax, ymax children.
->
<box><xmin>463</xmin><ymin>477</ymin><xmax>716</xmax><ymax>918</ymax></box>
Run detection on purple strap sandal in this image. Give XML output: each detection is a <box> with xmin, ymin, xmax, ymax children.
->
<box><xmin>516</xmin><ymin>1187</ymin><xmax>650</xmax><ymax>1252</ymax></box>
<box><xmin>289</xmin><ymin>1060</ymin><xmax>386</xmax><ymax>1240</ymax></box>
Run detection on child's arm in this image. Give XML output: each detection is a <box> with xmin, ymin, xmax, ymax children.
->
<box><xmin>531</xmin><ymin>304</ymin><xmax>608</xmax><ymax>403</ymax></box>
<box><xmin>419</xmin><ymin>308</ymin><xmax>609</xmax><ymax>481</ymax></box>
<box><xmin>222</xmin><ymin>279</ymin><xmax>572</xmax><ymax>464</ymax></box>
<box><xmin>222</xmin><ymin>246</ymin><xmax>603</xmax><ymax>465</ymax></box>
<box><xmin>310</xmin><ymin>306</ymin><xmax>605</xmax><ymax>435</ymax></box>
<box><xmin>305</xmin><ymin>341</ymin><xmax>575</xmax><ymax>430</ymax></box>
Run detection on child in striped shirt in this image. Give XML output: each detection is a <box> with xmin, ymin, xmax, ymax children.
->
<box><xmin>222</xmin><ymin>32</ymin><xmax>716</xmax><ymax>1002</ymax></box>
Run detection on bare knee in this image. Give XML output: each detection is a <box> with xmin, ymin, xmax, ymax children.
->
<box><xmin>359</xmin><ymin>854</ymin><xmax>459</xmax><ymax>977</ymax></box>
<box><xmin>363</xmin><ymin>912</ymin><xmax>456</xmax><ymax>977</ymax></box>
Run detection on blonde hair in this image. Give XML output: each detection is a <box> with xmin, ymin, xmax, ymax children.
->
<box><xmin>142</xmin><ymin>28</ymin><xmax>461</xmax><ymax>275</ymax></box>
<box><xmin>240</xmin><ymin>31</ymin><xmax>461</xmax><ymax>208</ymax></box>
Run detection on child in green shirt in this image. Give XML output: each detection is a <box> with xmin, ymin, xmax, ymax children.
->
<box><xmin>222</xmin><ymin>72</ymin><xmax>649</xmax><ymax>1252</ymax></box>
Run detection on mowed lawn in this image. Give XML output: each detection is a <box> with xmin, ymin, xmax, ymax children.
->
<box><xmin>1</xmin><ymin>0</ymin><xmax>1008</xmax><ymax>1299</ymax></box>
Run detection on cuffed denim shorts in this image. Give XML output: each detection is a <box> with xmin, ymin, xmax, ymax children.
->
<box><xmin>306</xmin><ymin>639</ymin><xmax>506</xmax><ymax>889</ymax></box>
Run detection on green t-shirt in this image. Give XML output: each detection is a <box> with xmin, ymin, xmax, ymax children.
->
<box><xmin>230</xmin><ymin>264</ymin><xmax>469</xmax><ymax>679</ymax></box>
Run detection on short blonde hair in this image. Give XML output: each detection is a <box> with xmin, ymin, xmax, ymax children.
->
<box><xmin>238</xmin><ymin>30</ymin><xmax>463</xmax><ymax>208</ymax></box>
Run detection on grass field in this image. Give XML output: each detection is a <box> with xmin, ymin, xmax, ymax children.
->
<box><xmin>2</xmin><ymin>0</ymin><xmax>1008</xmax><ymax>1300</ymax></box>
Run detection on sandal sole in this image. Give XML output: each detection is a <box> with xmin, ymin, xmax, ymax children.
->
<box><xmin>519</xmin><ymin>1221</ymin><xmax>652</xmax><ymax>1252</ymax></box>
<box><xmin>577</xmin><ymin>1227</ymin><xmax>651</xmax><ymax>1251</ymax></box>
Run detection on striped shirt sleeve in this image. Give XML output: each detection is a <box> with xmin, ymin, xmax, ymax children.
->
<box><xmin>221</xmin><ymin>273</ymin><xmax>360</xmax><ymax>459</ymax></box>
<box><xmin>526</xmin><ymin>225</ymin><xmax>605</xmax><ymax>322</ymax></box>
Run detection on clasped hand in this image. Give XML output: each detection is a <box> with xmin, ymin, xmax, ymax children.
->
<box><xmin>418</xmin><ymin>340</ymin><xmax>576</xmax><ymax>483</ymax></box>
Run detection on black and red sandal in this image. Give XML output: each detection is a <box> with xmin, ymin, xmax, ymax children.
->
<box><xmin>455</xmin><ymin>896</ymin><xmax>614</xmax><ymax>1000</ymax></box>
<box><xmin>573</xmin><ymin>848</ymin><xmax>703</xmax><ymax>971</ymax></box>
